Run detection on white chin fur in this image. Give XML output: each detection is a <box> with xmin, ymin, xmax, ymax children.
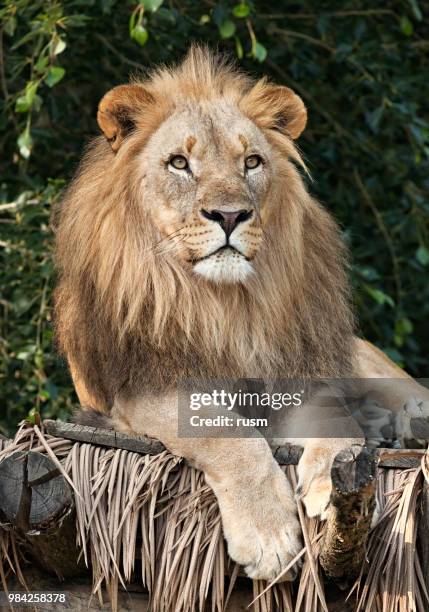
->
<box><xmin>193</xmin><ymin>251</ymin><xmax>253</xmax><ymax>283</ymax></box>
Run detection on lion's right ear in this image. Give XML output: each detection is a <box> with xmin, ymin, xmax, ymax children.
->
<box><xmin>240</xmin><ymin>79</ymin><xmax>307</xmax><ymax>140</ymax></box>
<box><xmin>97</xmin><ymin>84</ymin><xmax>154</xmax><ymax>152</ymax></box>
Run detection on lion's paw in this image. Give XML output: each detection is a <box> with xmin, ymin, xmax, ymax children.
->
<box><xmin>296</xmin><ymin>445</ymin><xmax>333</xmax><ymax>519</ymax></box>
<box><xmin>397</xmin><ymin>396</ymin><xmax>429</xmax><ymax>446</ymax></box>
<box><xmin>211</xmin><ymin>467</ymin><xmax>302</xmax><ymax>582</ymax></box>
<box><xmin>227</xmin><ymin>514</ymin><xmax>302</xmax><ymax>582</ymax></box>
<box><xmin>352</xmin><ymin>395</ymin><xmax>395</xmax><ymax>448</ymax></box>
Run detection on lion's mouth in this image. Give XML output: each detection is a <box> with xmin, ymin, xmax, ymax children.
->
<box><xmin>190</xmin><ymin>245</ymin><xmax>250</xmax><ymax>264</ymax></box>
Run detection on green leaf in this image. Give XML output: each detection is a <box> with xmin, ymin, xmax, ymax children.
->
<box><xmin>364</xmin><ymin>285</ymin><xmax>394</xmax><ymax>307</ymax></box>
<box><xmin>407</xmin><ymin>0</ymin><xmax>422</xmax><ymax>21</ymax></box>
<box><xmin>199</xmin><ymin>14</ymin><xmax>210</xmax><ymax>25</ymax></box>
<box><xmin>25</xmin><ymin>81</ymin><xmax>39</xmax><ymax>103</ymax></box>
<box><xmin>131</xmin><ymin>25</ymin><xmax>149</xmax><ymax>46</ymax></box>
<box><xmin>254</xmin><ymin>42</ymin><xmax>267</xmax><ymax>63</ymax></box>
<box><xmin>139</xmin><ymin>0</ymin><xmax>163</xmax><ymax>12</ymax></box>
<box><xmin>129</xmin><ymin>10</ymin><xmax>137</xmax><ymax>33</ymax></box>
<box><xmin>393</xmin><ymin>317</ymin><xmax>413</xmax><ymax>347</ymax></box>
<box><xmin>17</xmin><ymin>126</ymin><xmax>33</xmax><ymax>159</ymax></box>
<box><xmin>416</xmin><ymin>246</ymin><xmax>429</xmax><ymax>265</ymax></box>
<box><xmin>26</xmin><ymin>408</ymin><xmax>40</xmax><ymax>425</ymax></box>
<box><xmin>395</xmin><ymin>317</ymin><xmax>413</xmax><ymax>336</ymax></box>
<box><xmin>16</xmin><ymin>342</ymin><xmax>36</xmax><ymax>358</ymax></box>
<box><xmin>35</xmin><ymin>54</ymin><xmax>49</xmax><ymax>73</ymax></box>
<box><xmin>15</xmin><ymin>96</ymin><xmax>31</xmax><ymax>113</ymax></box>
<box><xmin>232</xmin><ymin>3</ymin><xmax>250</xmax><ymax>18</ymax></box>
<box><xmin>400</xmin><ymin>16</ymin><xmax>413</xmax><ymax>36</ymax></box>
<box><xmin>50</xmin><ymin>37</ymin><xmax>67</xmax><ymax>56</ymax></box>
<box><xmin>4</xmin><ymin>16</ymin><xmax>17</xmax><ymax>36</ymax></box>
<box><xmin>16</xmin><ymin>81</ymin><xmax>40</xmax><ymax>112</ymax></box>
<box><xmin>45</xmin><ymin>66</ymin><xmax>66</xmax><ymax>88</ymax></box>
<box><xmin>15</xmin><ymin>90</ymin><xmax>42</xmax><ymax>113</ymax></box>
<box><xmin>219</xmin><ymin>19</ymin><xmax>236</xmax><ymax>39</ymax></box>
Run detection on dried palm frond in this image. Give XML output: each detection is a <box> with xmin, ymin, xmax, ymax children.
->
<box><xmin>348</xmin><ymin>459</ymin><xmax>429</xmax><ymax>612</ymax></box>
<box><xmin>0</xmin><ymin>424</ymin><xmax>428</xmax><ymax>612</ymax></box>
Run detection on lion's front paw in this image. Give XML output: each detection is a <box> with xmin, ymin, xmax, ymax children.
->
<box><xmin>397</xmin><ymin>396</ymin><xmax>429</xmax><ymax>447</ymax></box>
<box><xmin>227</xmin><ymin>510</ymin><xmax>302</xmax><ymax>582</ymax></box>
<box><xmin>210</xmin><ymin>466</ymin><xmax>302</xmax><ymax>582</ymax></box>
<box><xmin>296</xmin><ymin>445</ymin><xmax>333</xmax><ymax>519</ymax></box>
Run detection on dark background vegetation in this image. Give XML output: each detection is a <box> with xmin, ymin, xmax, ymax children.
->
<box><xmin>1</xmin><ymin>0</ymin><xmax>428</xmax><ymax>434</ymax></box>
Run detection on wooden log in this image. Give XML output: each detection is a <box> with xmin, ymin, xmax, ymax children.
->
<box><xmin>44</xmin><ymin>419</ymin><xmax>424</xmax><ymax>468</ymax></box>
<box><xmin>378</xmin><ymin>448</ymin><xmax>423</xmax><ymax>469</ymax></box>
<box><xmin>44</xmin><ymin>419</ymin><xmax>165</xmax><ymax>455</ymax></box>
<box><xmin>0</xmin><ymin>450</ymin><xmax>84</xmax><ymax>579</ymax></box>
<box><xmin>319</xmin><ymin>445</ymin><xmax>377</xmax><ymax>580</ymax></box>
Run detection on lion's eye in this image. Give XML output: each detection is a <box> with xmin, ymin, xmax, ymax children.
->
<box><xmin>245</xmin><ymin>155</ymin><xmax>262</xmax><ymax>170</ymax></box>
<box><xmin>169</xmin><ymin>155</ymin><xmax>189</xmax><ymax>170</ymax></box>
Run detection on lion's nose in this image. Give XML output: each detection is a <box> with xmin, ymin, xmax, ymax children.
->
<box><xmin>200</xmin><ymin>208</ymin><xmax>253</xmax><ymax>237</ymax></box>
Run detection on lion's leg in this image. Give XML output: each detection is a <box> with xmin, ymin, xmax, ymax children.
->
<box><xmin>272</xmin><ymin>385</ymin><xmax>365</xmax><ymax>519</ymax></box>
<box><xmin>111</xmin><ymin>392</ymin><xmax>302</xmax><ymax>582</ymax></box>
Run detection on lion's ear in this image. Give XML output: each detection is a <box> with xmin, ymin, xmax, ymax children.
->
<box><xmin>97</xmin><ymin>84</ymin><xmax>154</xmax><ymax>152</ymax></box>
<box><xmin>241</xmin><ymin>80</ymin><xmax>307</xmax><ymax>140</ymax></box>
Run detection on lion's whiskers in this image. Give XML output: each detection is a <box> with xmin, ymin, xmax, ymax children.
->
<box><xmin>137</xmin><ymin>229</ymin><xmax>186</xmax><ymax>264</ymax></box>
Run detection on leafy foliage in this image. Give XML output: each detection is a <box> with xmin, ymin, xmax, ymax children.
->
<box><xmin>1</xmin><ymin>0</ymin><xmax>428</xmax><ymax>434</ymax></box>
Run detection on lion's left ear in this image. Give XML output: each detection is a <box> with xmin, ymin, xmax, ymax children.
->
<box><xmin>97</xmin><ymin>84</ymin><xmax>155</xmax><ymax>152</ymax></box>
<box><xmin>240</xmin><ymin>79</ymin><xmax>307</xmax><ymax>140</ymax></box>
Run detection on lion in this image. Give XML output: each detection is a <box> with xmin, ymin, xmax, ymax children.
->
<box><xmin>53</xmin><ymin>46</ymin><xmax>429</xmax><ymax>582</ymax></box>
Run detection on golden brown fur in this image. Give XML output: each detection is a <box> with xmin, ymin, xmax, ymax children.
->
<box><xmin>54</xmin><ymin>47</ymin><xmax>354</xmax><ymax>412</ymax></box>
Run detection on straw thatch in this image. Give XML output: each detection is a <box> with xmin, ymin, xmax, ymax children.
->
<box><xmin>0</xmin><ymin>423</ymin><xmax>428</xmax><ymax>612</ymax></box>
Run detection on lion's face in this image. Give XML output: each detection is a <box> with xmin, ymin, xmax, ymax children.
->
<box><xmin>141</xmin><ymin>101</ymin><xmax>272</xmax><ymax>283</ymax></box>
<box><xmin>96</xmin><ymin>51</ymin><xmax>308</xmax><ymax>286</ymax></box>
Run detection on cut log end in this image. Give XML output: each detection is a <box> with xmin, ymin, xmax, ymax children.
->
<box><xmin>0</xmin><ymin>450</ymin><xmax>83</xmax><ymax>579</ymax></box>
<box><xmin>0</xmin><ymin>451</ymin><xmax>72</xmax><ymax>530</ymax></box>
<box><xmin>319</xmin><ymin>445</ymin><xmax>377</xmax><ymax>580</ymax></box>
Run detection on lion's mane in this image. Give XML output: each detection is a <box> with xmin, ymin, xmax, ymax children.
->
<box><xmin>54</xmin><ymin>47</ymin><xmax>355</xmax><ymax>411</ymax></box>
